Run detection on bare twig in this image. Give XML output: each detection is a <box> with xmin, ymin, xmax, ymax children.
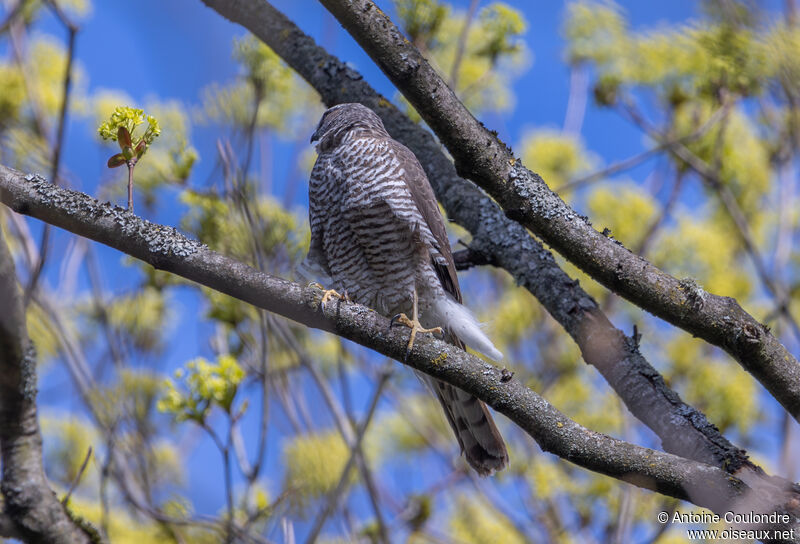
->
<box><xmin>61</xmin><ymin>446</ymin><xmax>93</xmax><ymax>506</ymax></box>
<box><xmin>558</xmin><ymin>100</ymin><xmax>730</xmax><ymax>193</ymax></box>
<box><xmin>270</xmin><ymin>317</ymin><xmax>389</xmax><ymax>543</ymax></box>
<box><xmin>563</xmin><ymin>64</ymin><xmax>588</xmax><ymax>135</ymax></box>
<box><xmin>24</xmin><ymin>2</ymin><xmax>78</xmax><ymax>305</ymax></box>
<box><xmin>449</xmin><ymin>0</ymin><xmax>479</xmax><ymax>89</ymax></box>
<box><xmin>305</xmin><ymin>364</ymin><xmax>392</xmax><ymax>544</ymax></box>
<box><xmin>0</xmin><ymin>0</ymin><xmax>27</xmax><ymax>34</ymax></box>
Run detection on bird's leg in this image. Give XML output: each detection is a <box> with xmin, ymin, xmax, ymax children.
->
<box><xmin>308</xmin><ymin>282</ymin><xmax>349</xmax><ymax>307</ymax></box>
<box><xmin>389</xmin><ymin>287</ymin><xmax>443</xmax><ymax>359</ymax></box>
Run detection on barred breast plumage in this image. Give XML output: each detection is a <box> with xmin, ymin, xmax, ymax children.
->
<box><xmin>302</xmin><ymin>103</ymin><xmax>508</xmax><ymax>476</ymax></box>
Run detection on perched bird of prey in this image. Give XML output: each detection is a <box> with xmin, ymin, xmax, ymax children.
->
<box><xmin>301</xmin><ymin>103</ymin><xmax>508</xmax><ymax>475</ymax></box>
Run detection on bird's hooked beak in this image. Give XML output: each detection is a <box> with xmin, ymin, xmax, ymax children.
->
<box><xmin>310</xmin><ymin>118</ymin><xmax>325</xmax><ymax>143</ymax></box>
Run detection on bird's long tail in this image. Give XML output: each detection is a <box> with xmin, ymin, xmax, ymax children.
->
<box><xmin>425</xmin><ymin>376</ymin><xmax>509</xmax><ymax>476</ymax></box>
<box><xmin>425</xmin><ymin>295</ymin><xmax>508</xmax><ymax>475</ymax></box>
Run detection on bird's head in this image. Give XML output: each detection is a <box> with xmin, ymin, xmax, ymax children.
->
<box><xmin>310</xmin><ymin>103</ymin><xmax>387</xmax><ymax>151</ymax></box>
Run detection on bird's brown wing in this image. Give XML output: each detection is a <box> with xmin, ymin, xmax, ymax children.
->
<box><xmin>389</xmin><ymin>140</ymin><xmax>462</xmax><ymax>303</ymax></box>
<box><xmin>390</xmin><ymin>139</ymin><xmax>509</xmax><ymax>476</ymax></box>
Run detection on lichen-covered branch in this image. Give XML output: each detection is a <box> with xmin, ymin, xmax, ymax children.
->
<box><xmin>201</xmin><ymin>0</ymin><xmax>762</xmax><ymax>478</ymax></box>
<box><xmin>315</xmin><ymin>0</ymin><xmax>800</xmax><ymax>421</ymax></box>
<box><xmin>0</xmin><ymin>215</ymin><xmax>93</xmax><ymax>542</ymax></box>
<box><xmin>3</xmin><ymin>165</ymin><xmax>799</xmax><ymax>537</ymax></box>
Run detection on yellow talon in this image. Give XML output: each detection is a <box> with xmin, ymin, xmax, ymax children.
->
<box><xmin>308</xmin><ymin>282</ymin><xmax>348</xmax><ymax>307</ymax></box>
<box><xmin>389</xmin><ymin>288</ymin><xmax>442</xmax><ymax>359</ymax></box>
<box><xmin>321</xmin><ymin>288</ymin><xmax>345</xmax><ymax>306</ymax></box>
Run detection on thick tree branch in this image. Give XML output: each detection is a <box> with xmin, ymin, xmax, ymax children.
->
<box><xmin>0</xmin><ymin>216</ymin><xmax>93</xmax><ymax>542</ymax></box>
<box><xmin>315</xmin><ymin>0</ymin><xmax>800</xmax><ymax>421</ymax></box>
<box><xmin>200</xmin><ymin>0</ymin><xmax>766</xmax><ymax>482</ymax></box>
<box><xmin>2</xmin><ymin>166</ymin><xmax>799</xmax><ymax>537</ymax></box>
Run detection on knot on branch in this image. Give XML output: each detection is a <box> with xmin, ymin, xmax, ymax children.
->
<box><xmin>678</xmin><ymin>277</ymin><xmax>707</xmax><ymax>311</ymax></box>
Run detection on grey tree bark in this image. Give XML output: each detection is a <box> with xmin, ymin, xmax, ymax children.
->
<box><xmin>0</xmin><ymin>223</ymin><xmax>94</xmax><ymax>543</ymax></box>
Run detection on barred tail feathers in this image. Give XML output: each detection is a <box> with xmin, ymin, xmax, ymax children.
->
<box><xmin>430</xmin><ymin>377</ymin><xmax>509</xmax><ymax>476</ymax></box>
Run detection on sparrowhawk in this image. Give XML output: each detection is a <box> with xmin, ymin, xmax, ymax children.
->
<box><xmin>301</xmin><ymin>103</ymin><xmax>508</xmax><ymax>475</ymax></box>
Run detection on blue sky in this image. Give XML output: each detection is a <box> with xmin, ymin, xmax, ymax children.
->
<box><xmin>16</xmin><ymin>0</ymin><xmax>791</xmax><ymax>538</ymax></box>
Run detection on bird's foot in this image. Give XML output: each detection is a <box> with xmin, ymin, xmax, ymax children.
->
<box><xmin>308</xmin><ymin>282</ymin><xmax>349</xmax><ymax>308</ymax></box>
<box><xmin>389</xmin><ymin>313</ymin><xmax>443</xmax><ymax>360</ymax></box>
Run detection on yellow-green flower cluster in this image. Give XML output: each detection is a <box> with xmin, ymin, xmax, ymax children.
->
<box><xmin>395</xmin><ymin>0</ymin><xmax>449</xmax><ymax>47</ymax></box>
<box><xmin>157</xmin><ymin>355</ymin><xmax>246</xmax><ymax>422</ymax></box>
<box><xmin>283</xmin><ymin>430</ymin><xmax>353</xmax><ymax>509</ymax></box>
<box><xmin>476</xmin><ymin>3</ymin><xmax>527</xmax><ymax>62</ymax></box>
<box><xmin>98</xmin><ymin>106</ymin><xmax>161</xmax><ymax>146</ymax></box>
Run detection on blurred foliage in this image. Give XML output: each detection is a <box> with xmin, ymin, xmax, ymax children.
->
<box><xmin>394</xmin><ymin>0</ymin><xmax>530</xmax><ymax>114</ymax></box>
<box><xmin>27</xmin><ymin>302</ymin><xmax>60</xmax><ymax>363</ymax></box>
<box><xmin>395</xmin><ymin>0</ymin><xmax>449</xmax><ymax>48</ymax></box>
<box><xmin>0</xmin><ymin>64</ymin><xmax>25</xmax><ymax>124</ymax></box>
<box><xmin>587</xmin><ymin>182</ymin><xmax>657</xmax><ymax>247</ymax></box>
<box><xmin>83</xmin><ymin>286</ymin><xmax>171</xmax><ymax>353</ymax></box>
<box><xmin>564</xmin><ymin>1</ymin><xmax>767</xmax><ymax>100</ymax></box>
<box><xmin>664</xmin><ymin>335</ymin><xmax>758</xmax><ymax>432</ymax></box>
<box><xmin>520</xmin><ymin>129</ymin><xmax>596</xmax><ymax>189</ymax></box>
<box><xmin>41</xmin><ymin>415</ymin><xmax>98</xmax><ymax>487</ymax></box>
<box><xmin>0</xmin><ymin>0</ymin><xmax>797</xmax><ymax>542</ymax></box>
<box><xmin>374</xmin><ymin>393</ymin><xmax>454</xmax><ymax>455</ymax></box>
<box><xmin>199</xmin><ymin>35</ymin><xmax>319</xmax><ymax>136</ymax></box>
<box><xmin>673</xmin><ymin>102</ymin><xmax>771</xmax><ymax>216</ymax></box>
<box><xmin>283</xmin><ymin>429</ymin><xmax>354</xmax><ymax>511</ymax></box>
<box><xmin>651</xmin><ymin>211</ymin><xmax>752</xmax><ymax>300</ymax></box>
<box><xmin>159</xmin><ymin>355</ymin><xmax>246</xmax><ymax>421</ymax></box>
<box><xmin>0</xmin><ymin>34</ymin><xmax>87</xmax><ymax>172</ymax></box>
<box><xmin>449</xmin><ymin>495</ymin><xmax>526</xmax><ymax>544</ymax></box>
<box><xmin>15</xmin><ymin>0</ymin><xmax>91</xmax><ymax>23</ymax></box>
<box><xmin>180</xmin><ymin>188</ymin><xmax>305</xmax><ymax>265</ymax></box>
<box><xmin>25</xmin><ymin>35</ymin><xmax>87</xmax><ymax>116</ymax></box>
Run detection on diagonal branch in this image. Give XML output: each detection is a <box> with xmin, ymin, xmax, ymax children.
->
<box><xmin>199</xmin><ymin>0</ymin><xmax>768</xmax><ymax>485</ymax></box>
<box><xmin>313</xmin><ymin>0</ymin><xmax>800</xmax><ymax>422</ymax></box>
<box><xmin>3</xmin><ymin>166</ymin><xmax>800</xmax><ymax>537</ymax></box>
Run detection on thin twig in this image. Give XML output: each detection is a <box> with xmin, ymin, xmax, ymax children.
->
<box><xmin>449</xmin><ymin>0</ymin><xmax>479</xmax><ymax>89</ymax></box>
<box><xmin>563</xmin><ymin>64</ymin><xmax>588</xmax><ymax>135</ymax></box>
<box><xmin>8</xmin><ymin>17</ymin><xmax>48</xmax><ymax>138</ymax></box>
<box><xmin>62</xmin><ymin>446</ymin><xmax>93</xmax><ymax>505</ymax></box>
<box><xmin>304</xmin><ymin>364</ymin><xmax>392</xmax><ymax>544</ymax></box>
<box><xmin>271</xmin><ymin>317</ymin><xmax>390</xmax><ymax>543</ymax></box>
<box><xmin>85</xmin><ymin>246</ymin><xmax>127</xmax><ymax>368</ymax></box>
<box><xmin>558</xmin><ymin>100</ymin><xmax>730</xmax><ymax>193</ymax></box>
<box><xmin>24</xmin><ymin>1</ymin><xmax>78</xmax><ymax>305</ymax></box>
<box><xmin>0</xmin><ymin>0</ymin><xmax>26</xmax><ymax>34</ymax></box>
<box><xmin>126</xmin><ymin>162</ymin><xmax>135</xmax><ymax>211</ymax></box>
